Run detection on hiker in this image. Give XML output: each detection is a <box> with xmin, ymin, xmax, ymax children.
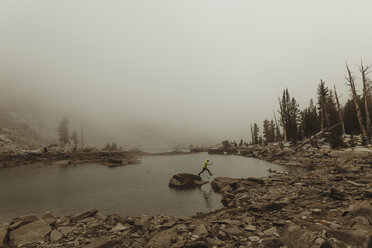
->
<box><xmin>198</xmin><ymin>159</ymin><xmax>213</xmax><ymax>176</ymax></box>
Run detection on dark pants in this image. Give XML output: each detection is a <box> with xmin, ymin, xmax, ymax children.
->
<box><xmin>198</xmin><ymin>168</ymin><xmax>212</xmax><ymax>176</ymax></box>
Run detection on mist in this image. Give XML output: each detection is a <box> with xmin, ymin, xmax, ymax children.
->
<box><xmin>1</xmin><ymin>0</ymin><xmax>372</xmax><ymax>149</ymax></box>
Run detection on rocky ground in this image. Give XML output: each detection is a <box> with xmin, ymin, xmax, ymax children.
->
<box><xmin>210</xmin><ymin>142</ymin><xmax>372</xmax><ymax>169</ymax></box>
<box><xmin>1</xmin><ymin>149</ymin><xmax>371</xmax><ymax>248</ymax></box>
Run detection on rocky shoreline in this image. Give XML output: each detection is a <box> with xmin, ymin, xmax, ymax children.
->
<box><xmin>0</xmin><ymin>149</ymin><xmax>371</xmax><ymax>247</ymax></box>
<box><xmin>0</xmin><ymin>151</ymin><xmax>143</xmax><ymax>169</ymax></box>
<box><xmin>209</xmin><ymin>144</ymin><xmax>372</xmax><ymax>169</ymax></box>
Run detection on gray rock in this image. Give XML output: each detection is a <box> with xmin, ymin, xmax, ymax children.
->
<box><xmin>249</xmin><ymin>236</ymin><xmax>260</xmax><ymax>242</ymax></box>
<box><xmin>260</xmin><ymin>237</ymin><xmax>282</xmax><ymax>248</ymax></box>
<box><xmin>50</xmin><ymin>229</ymin><xmax>63</xmax><ymax>242</ymax></box>
<box><xmin>19</xmin><ymin>214</ymin><xmax>38</xmax><ymax>224</ymax></box>
<box><xmin>210</xmin><ymin>177</ymin><xmax>238</xmax><ymax>193</ymax></box>
<box><xmin>168</xmin><ymin>173</ymin><xmax>207</xmax><ymax>189</ymax></box>
<box><xmin>263</xmin><ymin>227</ymin><xmax>277</xmax><ymax>236</ymax></box>
<box><xmin>83</xmin><ymin>236</ymin><xmax>120</xmax><ymax>248</ymax></box>
<box><xmin>244</xmin><ymin>225</ymin><xmax>256</xmax><ymax>232</ymax></box>
<box><xmin>58</xmin><ymin>226</ymin><xmax>77</xmax><ymax>235</ymax></box>
<box><xmin>110</xmin><ymin>223</ymin><xmax>128</xmax><ymax>232</ymax></box>
<box><xmin>0</xmin><ymin>223</ymin><xmax>9</xmax><ymax>247</ymax></box>
<box><xmin>43</xmin><ymin>211</ymin><xmax>57</xmax><ymax>225</ymax></box>
<box><xmin>145</xmin><ymin>229</ymin><xmax>178</xmax><ymax>248</ymax></box>
<box><xmin>94</xmin><ymin>212</ymin><xmax>107</xmax><ymax>222</ymax></box>
<box><xmin>71</xmin><ymin>209</ymin><xmax>97</xmax><ymax>222</ymax></box>
<box><xmin>221</xmin><ymin>226</ymin><xmax>243</xmax><ymax>236</ymax></box>
<box><xmin>348</xmin><ymin>201</ymin><xmax>372</xmax><ymax>223</ymax></box>
<box><xmin>9</xmin><ymin>220</ymin><xmax>51</xmax><ymax>247</ymax></box>
<box><xmin>280</xmin><ymin>222</ymin><xmax>317</xmax><ymax>248</ymax></box>
<box><xmin>192</xmin><ymin>224</ymin><xmax>208</xmax><ymax>236</ymax></box>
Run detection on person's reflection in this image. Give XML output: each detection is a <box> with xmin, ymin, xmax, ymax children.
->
<box><xmin>200</xmin><ymin>186</ymin><xmax>213</xmax><ymax>209</ymax></box>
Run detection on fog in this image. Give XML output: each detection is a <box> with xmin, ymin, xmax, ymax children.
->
<box><xmin>1</xmin><ymin>1</ymin><xmax>372</xmax><ymax>149</ymax></box>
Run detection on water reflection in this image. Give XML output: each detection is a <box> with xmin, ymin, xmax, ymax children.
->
<box><xmin>0</xmin><ymin>153</ymin><xmax>301</xmax><ymax>222</ymax></box>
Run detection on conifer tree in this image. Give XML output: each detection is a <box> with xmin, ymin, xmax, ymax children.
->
<box><xmin>58</xmin><ymin>118</ymin><xmax>70</xmax><ymax>144</ymax></box>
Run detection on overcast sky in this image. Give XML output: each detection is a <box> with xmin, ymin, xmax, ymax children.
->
<box><xmin>1</xmin><ymin>1</ymin><xmax>372</xmax><ymax>147</ymax></box>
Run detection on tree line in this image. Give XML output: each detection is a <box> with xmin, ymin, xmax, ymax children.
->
<box><xmin>58</xmin><ymin>118</ymin><xmax>120</xmax><ymax>151</ymax></box>
<box><xmin>250</xmin><ymin>62</ymin><xmax>372</xmax><ymax>148</ymax></box>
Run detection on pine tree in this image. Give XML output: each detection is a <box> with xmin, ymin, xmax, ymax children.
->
<box><xmin>263</xmin><ymin>119</ymin><xmax>270</xmax><ymax>144</ymax></box>
<box><xmin>317</xmin><ymin>80</ymin><xmax>329</xmax><ymax>131</ymax></box>
<box><xmin>253</xmin><ymin>123</ymin><xmax>259</xmax><ymax>145</ymax></box>
<box><xmin>58</xmin><ymin>118</ymin><xmax>70</xmax><ymax>144</ymax></box>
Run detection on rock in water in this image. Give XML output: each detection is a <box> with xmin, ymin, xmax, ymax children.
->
<box><xmin>168</xmin><ymin>173</ymin><xmax>207</xmax><ymax>189</ymax></box>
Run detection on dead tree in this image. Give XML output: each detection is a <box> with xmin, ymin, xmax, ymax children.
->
<box><xmin>346</xmin><ymin>63</ymin><xmax>367</xmax><ymax>139</ymax></box>
<box><xmin>334</xmin><ymin>85</ymin><xmax>345</xmax><ymax>134</ymax></box>
<box><xmin>250</xmin><ymin>124</ymin><xmax>254</xmax><ymax>145</ymax></box>
<box><xmin>360</xmin><ymin>61</ymin><xmax>372</xmax><ymax>138</ymax></box>
<box><xmin>273</xmin><ymin>110</ymin><xmax>283</xmax><ymax>147</ymax></box>
<box><xmin>295</xmin><ymin>122</ymin><xmax>341</xmax><ymax>151</ymax></box>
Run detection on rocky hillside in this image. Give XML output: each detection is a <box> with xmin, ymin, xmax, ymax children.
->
<box><xmin>0</xmin><ymin>107</ymin><xmax>53</xmax><ymax>154</ymax></box>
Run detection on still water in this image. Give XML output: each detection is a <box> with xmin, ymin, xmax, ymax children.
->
<box><xmin>0</xmin><ymin>153</ymin><xmax>300</xmax><ymax>222</ymax></box>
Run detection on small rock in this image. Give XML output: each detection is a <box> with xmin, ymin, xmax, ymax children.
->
<box><xmin>58</xmin><ymin>226</ymin><xmax>77</xmax><ymax>235</ymax></box>
<box><xmin>110</xmin><ymin>223</ymin><xmax>128</xmax><ymax>232</ymax></box>
<box><xmin>50</xmin><ymin>229</ymin><xmax>63</xmax><ymax>242</ymax></box>
<box><xmin>192</xmin><ymin>224</ymin><xmax>208</xmax><ymax>236</ymax></box>
<box><xmin>248</xmin><ymin>236</ymin><xmax>260</xmax><ymax>242</ymax></box>
<box><xmin>263</xmin><ymin>227</ymin><xmax>277</xmax><ymax>236</ymax></box>
<box><xmin>94</xmin><ymin>212</ymin><xmax>107</xmax><ymax>222</ymax></box>
<box><xmin>244</xmin><ymin>225</ymin><xmax>256</xmax><ymax>232</ymax></box>
<box><xmin>83</xmin><ymin>236</ymin><xmax>120</xmax><ymax>248</ymax></box>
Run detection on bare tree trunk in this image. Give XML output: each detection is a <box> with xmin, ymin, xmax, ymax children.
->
<box><xmin>81</xmin><ymin>123</ymin><xmax>85</xmax><ymax>149</ymax></box>
<box><xmin>360</xmin><ymin>62</ymin><xmax>371</xmax><ymax>140</ymax></box>
<box><xmin>273</xmin><ymin>110</ymin><xmax>283</xmax><ymax>147</ymax></box>
<box><xmin>346</xmin><ymin>64</ymin><xmax>367</xmax><ymax>138</ymax></box>
<box><xmin>295</xmin><ymin>122</ymin><xmax>340</xmax><ymax>150</ymax></box>
<box><xmin>250</xmin><ymin>124</ymin><xmax>254</xmax><ymax>145</ymax></box>
<box><xmin>334</xmin><ymin>85</ymin><xmax>345</xmax><ymax>134</ymax></box>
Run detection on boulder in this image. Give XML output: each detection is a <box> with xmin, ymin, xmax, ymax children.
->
<box><xmin>71</xmin><ymin>209</ymin><xmax>97</xmax><ymax>222</ymax></box>
<box><xmin>83</xmin><ymin>236</ymin><xmax>120</xmax><ymax>248</ymax></box>
<box><xmin>0</xmin><ymin>223</ymin><xmax>9</xmax><ymax>247</ymax></box>
<box><xmin>168</xmin><ymin>173</ymin><xmax>207</xmax><ymax>189</ymax></box>
<box><xmin>280</xmin><ymin>222</ymin><xmax>327</xmax><ymax>248</ymax></box>
<box><xmin>19</xmin><ymin>215</ymin><xmax>38</xmax><ymax>224</ymax></box>
<box><xmin>145</xmin><ymin>229</ymin><xmax>178</xmax><ymax>248</ymax></box>
<box><xmin>50</xmin><ymin>229</ymin><xmax>63</xmax><ymax>242</ymax></box>
<box><xmin>9</xmin><ymin>220</ymin><xmax>51</xmax><ymax>247</ymax></box>
<box><xmin>192</xmin><ymin>224</ymin><xmax>208</xmax><ymax>236</ymax></box>
<box><xmin>348</xmin><ymin>201</ymin><xmax>372</xmax><ymax>223</ymax></box>
<box><xmin>43</xmin><ymin>211</ymin><xmax>57</xmax><ymax>225</ymax></box>
<box><xmin>210</xmin><ymin>177</ymin><xmax>238</xmax><ymax>193</ymax></box>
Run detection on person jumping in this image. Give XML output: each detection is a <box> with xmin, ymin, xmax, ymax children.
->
<box><xmin>198</xmin><ymin>159</ymin><xmax>213</xmax><ymax>176</ymax></box>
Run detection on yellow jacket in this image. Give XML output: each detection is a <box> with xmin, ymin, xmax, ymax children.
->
<box><xmin>203</xmin><ymin>160</ymin><xmax>213</xmax><ymax>168</ymax></box>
